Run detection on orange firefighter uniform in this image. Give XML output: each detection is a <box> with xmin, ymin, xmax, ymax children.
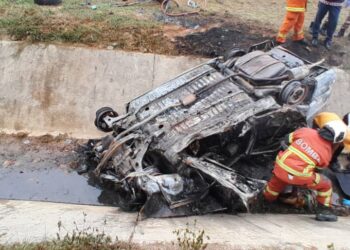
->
<box><xmin>264</xmin><ymin>128</ymin><xmax>333</xmax><ymax>207</ymax></box>
<box><xmin>313</xmin><ymin>112</ymin><xmax>350</xmax><ymax>151</ymax></box>
<box><xmin>276</xmin><ymin>0</ymin><xmax>308</xmax><ymax>43</ymax></box>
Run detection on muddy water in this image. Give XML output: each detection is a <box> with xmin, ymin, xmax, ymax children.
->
<box><xmin>0</xmin><ymin>166</ymin><xmax>110</xmax><ymax>205</ymax></box>
<box><xmin>0</xmin><ymin>135</ymin><xmax>119</xmax><ymax>206</ymax></box>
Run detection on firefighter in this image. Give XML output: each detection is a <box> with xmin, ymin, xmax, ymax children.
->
<box><xmin>276</xmin><ymin>0</ymin><xmax>309</xmax><ymax>45</ymax></box>
<box><xmin>263</xmin><ymin>122</ymin><xmax>348</xmax><ymax>221</ymax></box>
<box><xmin>313</xmin><ymin>112</ymin><xmax>350</xmax><ymax>155</ymax></box>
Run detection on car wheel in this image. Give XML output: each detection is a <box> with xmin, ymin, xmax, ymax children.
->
<box><xmin>34</xmin><ymin>0</ymin><xmax>62</xmax><ymax>6</ymax></box>
<box><xmin>279</xmin><ymin>81</ymin><xmax>309</xmax><ymax>105</ymax></box>
<box><xmin>94</xmin><ymin>107</ymin><xmax>119</xmax><ymax>133</ymax></box>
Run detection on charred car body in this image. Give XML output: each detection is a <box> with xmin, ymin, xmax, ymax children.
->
<box><xmin>85</xmin><ymin>42</ymin><xmax>336</xmax><ymax>218</ymax></box>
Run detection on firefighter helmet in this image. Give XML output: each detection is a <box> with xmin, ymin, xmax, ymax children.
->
<box><xmin>319</xmin><ymin>120</ymin><xmax>347</xmax><ymax>143</ymax></box>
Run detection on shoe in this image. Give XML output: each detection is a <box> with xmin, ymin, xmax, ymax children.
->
<box><xmin>324</xmin><ymin>40</ymin><xmax>332</xmax><ymax>50</ymax></box>
<box><xmin>315</xmin><ymin>204</ymin><xmax>338</xmax><ymax>222</ymax></box>
<box><xmin>335</xmin><ymin>29</ymin><xmax>345</xmax><ymax>37</ymax></box>
<box><xmin>275</xmin><ymin>39</ymin><xmax>285</xmax><ymax>45</ymax></box>
<box><xmin>294</xmin><ymin>39</ymin><xmax>309</xmax><ymax>46</ymax></box>
<box><xmin>311</xmin><ymin>38</ymin><xmax>318</xmax><ymax>47</ymax></box>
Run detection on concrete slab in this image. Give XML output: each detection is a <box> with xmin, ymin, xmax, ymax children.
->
<box><xmin>0</xmin><ymin>200</ymin><xmax>137</xmax><ymax>244</ymax></box>
<box><xmin>1</xmin><ymin>200</ymin><xmax>350</xmax><ymax>249</ymax></box>
<box><xmin>133</xmin><ymin>213</ymin><xmax>350</xmax><ymax>249</ymax></box>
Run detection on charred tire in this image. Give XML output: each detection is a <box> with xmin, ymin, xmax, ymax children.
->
<box><xmin>279</xmin><ymin>81</ymin><xmax>309</xmax><ymax>105</ymax></box>
<box><xmin>94</xmin><ymin>107</ymin><xmax>118</xmax><ymax>133</ymax></box>
<box><xmin>34</xmin><ymin>0</ymin><xmax>62</xmax><ymax>5</ymax></box>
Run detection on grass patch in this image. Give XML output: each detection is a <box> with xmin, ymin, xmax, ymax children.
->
<box><xmin>0</xmin><ymin>0</ymin><xmax>170</xmax><ymax>52</ymax></box>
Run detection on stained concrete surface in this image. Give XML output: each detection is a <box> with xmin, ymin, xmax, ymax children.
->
<box><xmin>1</xmin><ymin>41</ymin><xmax>349</xmax><ymax>138</ymax></box>
<box><xmin>0</xmin><ymin>200</ymin><xmax>350</xmax><ymax>249</ymax></box>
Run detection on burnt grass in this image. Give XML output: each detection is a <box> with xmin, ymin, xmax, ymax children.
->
<box><xmin>175</xmin><ymin>23</ymin><xmax>349</xmax><ymax>68</ymax></box>
<box><xmin>176</xmin><ymin>25</ymin><xmax>271</xmax><ymax>57</ymax></box>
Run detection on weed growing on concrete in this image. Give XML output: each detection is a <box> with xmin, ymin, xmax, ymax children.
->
<box><xmin>327</xmin><ymin>243</ymin><xmax>335</xmax><ymax>250</ymax></box>
<box><xmin>172</xmin><ymin>220</ymin><xmax>210</xmax><ymax>250</ymax></box>
<box><xmin>54</xmin><ymin>212</ymin><xmax>115</xmax><ymax>249</ymax></box>
<box><xmin>0</xmin><ymin>213</ymin><xmax>135</xmax><ymax>250</ymax></box>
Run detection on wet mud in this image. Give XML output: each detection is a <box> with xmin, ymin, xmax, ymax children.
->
<box><xmin>0</xmin><ymin>134</ymin><xmax>119</xmax><ymax>206</ymax></box>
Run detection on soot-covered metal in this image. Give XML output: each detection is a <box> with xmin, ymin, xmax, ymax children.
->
<box><xmin>84</xmin><ymin>42</ymin><xmax>336</xmax><ymax>218</ymax></box>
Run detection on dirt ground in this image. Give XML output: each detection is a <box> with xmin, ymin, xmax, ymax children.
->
<box><xmin>0</xmin><ymin>133</ymin><xmax>82</xmax><ymax>170</ymax></box>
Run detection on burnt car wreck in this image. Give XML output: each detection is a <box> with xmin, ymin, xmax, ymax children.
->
<box><xmin>84</xmin><ymin>42</ymin><xmax>336</xmax><ymax>218</ymax></box>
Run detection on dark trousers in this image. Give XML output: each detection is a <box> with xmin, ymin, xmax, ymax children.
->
<box><xmin>312</xmin><ymin>2</ymin><xmax>342</xmax><ymax>43</ymax></box>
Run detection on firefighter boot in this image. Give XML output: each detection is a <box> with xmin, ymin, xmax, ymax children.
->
<box><xmin>315</xmin><ymin>204</ymin><xmax>338</xmax><ymax>222</ymax></box>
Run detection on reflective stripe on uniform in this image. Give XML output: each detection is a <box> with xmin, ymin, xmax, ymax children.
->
<box><xmin>277</xmin><ymin>32</ymin><xmax>287</xmax><ymax>38</ymax></box>
<box><xmin>317</xmin><ymin>188</ymin><xmax>332</xmax><ymax>197</ymax></box>
<box><xmin>324</xmin><ymin>196</ymin><xmax>331</xmax><ymax>207</ymax></box>
<box><xmin>314</xmin><ymin>173</ymin><xmax>321</xmax><ymax>184</ymax></box>
<box><xmin>286</xmin><ymin>7</ymin><xmax>305</xmax><ymax>12</ymax></box>
<box><xmin>303</xmin><ymin>164</ymin><xmax>315</xmax><ymax>175</ymax></box>
<box><xmin>276</xmin><ymin>155</ymin><xmax>313</xmax><ymax>177</ymax></box>
<box><xmin>289</xmin><ymin>133</ymin><xmax>294</xmax><ymax>144</ymax></box>
<box><xmin>317</xmin><ymin>188</ymin><xmax>332</xmax><ymax>207</ymax></box>
<box><xmin>265</xmin><ymin>186</ymin><xmax>279</xmax><ymax>196</ymax></box>
<box><xmin>288</xmin><ymin>145</ymin><xmax>315</xmax><ymax>166</ymax></box>
<box><xmin>275</xmin><ymin>146</ymin><xmax>315</xmax><ymax>177</ymax></box>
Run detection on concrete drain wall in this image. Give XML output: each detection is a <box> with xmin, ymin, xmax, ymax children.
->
<box><xmin>0</xmin><ymin>41</ymin><xmax>349</xmax><ymax>138</ymax></box>
<box><xmin>0</xmin><ymin>41</ymin><xmax>205</xmax><ymax>138</ymax></box>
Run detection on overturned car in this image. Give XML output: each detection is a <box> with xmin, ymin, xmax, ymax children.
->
<box><xmin>85</xmin><ymin>42</ymin><xmax>336</xmax><ymax>218</ymax></box>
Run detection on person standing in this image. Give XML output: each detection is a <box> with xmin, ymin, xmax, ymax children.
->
<box><xmin>311</xmin><ymin>0</ymin><xmax>345</xmax><ymax>49</ymax></box>
<box><xmin>276</xmin><ymin>0</ymin><xmax>309</xmax><ymax>45</ymax></box>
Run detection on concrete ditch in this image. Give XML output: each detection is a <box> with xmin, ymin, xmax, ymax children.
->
<box><xmin>1</xmin><ymin>41</ymin><xmax>350</xmax><ymax>248</ymax></box>
<box><xmin>0</xmin><ymin>41</ymin><xmax>349</xmax><ymax>138</ymax></box>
